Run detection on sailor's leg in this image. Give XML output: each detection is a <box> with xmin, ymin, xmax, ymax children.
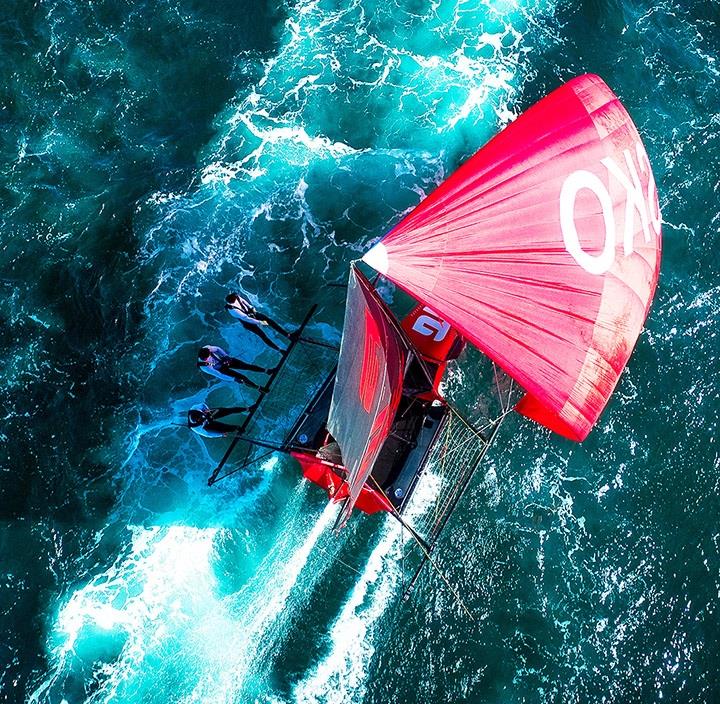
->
<box><xmin>212</xmin><ymin>406</ymin><xmax>251</xmax><ymax>419</ymax></box>
<box><xmin>221</xmin><ymin>368</ymin><xmax>263</xmax><ymax>390</ymax></box>
<box><xmin>255</xmin><ymin>312</ymin><xmax>291</xmax><ymax>338</ymax></box>
<box><xmin>211</xmin><ymin>420</ymin><xmax>244</xmax><ymax>433</ymax></box>
<box><xmin>240</xmin><ymin>320</ymin><xmax>283</xmax><ymax>352</ymax></box>
<box><xmin>225</xmin><ymin>357</ymin><xmax>267</xmax><ymax>373</ymax></box>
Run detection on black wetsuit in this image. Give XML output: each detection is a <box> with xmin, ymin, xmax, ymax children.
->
<box><xmin>197</xmin><ymin>345</ymin><xmax>269</xmax><ymax>389</ymax></box>
<box><xmin>225</xmin><ymin>294</ymin><xmax>289</xmax><ymax>351</ymax></box>
<box><xmin>189</xmin><ymin>404</ymin><xmax>249</xmax><ymax>438</ymax></box>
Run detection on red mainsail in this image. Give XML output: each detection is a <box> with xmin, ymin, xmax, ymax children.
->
<box><xmin>327</xmin><ymin>265</ymin><xmax>407</xmax><ymax>527</ymax></box>
<box><xmin>362</xmin><ymin>74</ymin><xmax>661</xmax><ymax>441</ymax></box>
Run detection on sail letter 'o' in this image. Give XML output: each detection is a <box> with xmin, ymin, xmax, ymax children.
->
<box><xmin>362</xmin><ymin>74</ymin><xmax>661</xmax><ymax>441</ymax></box>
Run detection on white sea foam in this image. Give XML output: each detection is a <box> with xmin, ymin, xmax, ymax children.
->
<box><xmin>29</xmin><ymin>525</ymin><xmax>221</xmax><ymax>703</ymax></box>
<box><xmin>30</xmin><ymin>469</ymin><xmax>340</xmax><ymax>704</ymax></box>
<box><xmin>191</xmin><ymin>500</ymin><xmax>338</xmax><ymax>702</ymax></box>
<box><xmin>293</xmin><ymin>472</ymin><xmax>442</xmax><ymax>704</ymax></box>
<box><xmin>293</xmin><ymin>526</ymin><xmax>401</xmax><ymax>704</ymax></box>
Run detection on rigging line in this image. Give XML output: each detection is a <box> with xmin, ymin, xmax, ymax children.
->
<box><xmin>432</xmin><ymin>486</ymin><xmax>464</xmax><ymax>538</ymax></box>
<box><xmin>298</xmin><ymin>336</ymin><xmax>341</xmax><ymax>351</ymax></box>
<box><xmin>426</xmin><ymin>423</ymin><xmax>486</xmax><ymax>471</ymax></box>
<box><xmin>395</xmin><ymin>520</ymin><xmax>408</xmax><ymax>620</ymax></box>
<box><xmin>447</xmin><ymin>404</ymin><xmax>490</xmax><ymax>444</ymax></box>
<box><xmin>430</xmin><ymin>413</ymin><xmax>452</xmax><ymax>528</ymax></box>
<box><xmin>314</xmin><ymin>541</ymin><xmax>364</xmax><ymax>578</ymax></box>
<box><xmin>401</xmin><ymin>519</ymin><xmax>406</xmax><ymax>584</ymax></box>
<box><xmin>431</xmin><ymin>430</ymin><xmax>482</xmax><ymax>535</ymax></box>
<box><xmin>471</xmin><ymin>420</ymin><xmax>496</xmax><ymax>436</ymax></box>
<box><xmin>424</xmin><ymin>433</ymin><xmax>483</xmax><ymax>538</ymax></box>
<box><xmin>212</xmin><ymin>448</ymin><xmax>276</xmax><ymax>483</ymax></box>
<box><xmin>443</xmin><ymin>424</ymin><xmax>486</xmax><ymax>456</ymax></box>
<box><xmin>412</xmin><ymin>408</ymin><xmax>513</xmax><ymax>593</ymax></box>
<box><xmin>493</xmin><ymin>362</ymin><xmax>503</xmax><ymax>412</ymax></box>
<box><xmin>238</xmin><ymin>442</ymin><xmax>253</xmax><ymax>467</ymax></box>
<box><xmin>487</xmin><ymin>406</ymin><xmax>516</xmax><ymax>428</ymax></box>
<box><xmin>426</xmin><ymin>412</ymin><xmax>510</xmax><ymax>550</ymax></box>
<box><xmin>430</xmin><ymin>415</ymin><xmax>473</xmax><ymax>530</ymax></box>
<box><xmin>432</xmin><ymin>447</ymin><xmax>471</xmax><ymax>523</ymax></box>
<box><xmin>506</xmin><ymin>377</ymin><xmax>516</xmax><ymax>413</ymax></box>
<box><xmin>432</xmin><ymin>454</ymin><xmax>479</xmax><ymax>537</ymax></box>
<box><xmin>368</xmin><ymin>476</ymin><xmax>475</xmax><ymax>622</ymax></box>
<box><xmin>469</xmin><ymin>402</ymin><xmax>518</xmax><ymax>437</ymax></box>
<box><xmin>473</xmin><ymin>413</ymin><xmax>510</xmax><ymax>437</ymax></box>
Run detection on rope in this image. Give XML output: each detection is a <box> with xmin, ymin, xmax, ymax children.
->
<box><xmin>397</xmin><ymin>520</ymin><xmax>407</xmax><ymax>616</ymax></box>
<box><xmin>493</xmin><ymin>362</ymin><xmax>503</xmax><ymax>410</ymax></box>
<box><xmin>369</xmin><ymin>476</ymin><xmax>476</xmax><ymax>621</ymax></box>
<box><xmin>213</xmin><ymin>447</ymin><xmax>276</xmax><ymax>482</ymax></box>
<box><xmin>314</xmin><ymin>540</ymin><xmax>365</xmax><ymax>578</ymax></box>
<box><xmin>447</xmin><ymin>405</ymin><xmax>490</xmax><ymax>444</ymax></box>
<box><xmin>506</xmin><ymin>378</ymin><xmax>516</xmax><ymax>413</ymax></box>
<box><xmin>429</xmin><ymin>418</ymin><xmax>484</xmax><ymax>537</ymax></box>
<box><xmin>429</xmin><ymin>412</ymin><xmax>452</xmax><ymax>529</ymax></box>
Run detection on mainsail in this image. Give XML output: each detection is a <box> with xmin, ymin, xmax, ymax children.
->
<box><xmin>327</xmin><ymin>265</ymin><xmax>407</xmax><ymax>528</ymax></box>
<box><xmin>362</xmin><ymin>74</ymin><xmax>662</xmax><ymax>441</ymax></box>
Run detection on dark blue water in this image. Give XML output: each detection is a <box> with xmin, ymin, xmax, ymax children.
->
<box><xmin>1</xmin><ymin>1</ymin><xmax>718</xmax><ymax>702</ymax></box>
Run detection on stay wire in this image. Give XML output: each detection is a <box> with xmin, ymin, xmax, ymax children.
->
<box><xmin>314</xmin><ymin>538</ymin><xmax>364</xmax><ymax>578</ymax></box>
<box><xmin>368</xmin><ymin>476</ymin><xmax>475</xmax><ymax>621</ymax></box>
<box><xmin>213</xmin><ymin>447</ymin><xmax>275</xmax><ymax>483</ymax></box>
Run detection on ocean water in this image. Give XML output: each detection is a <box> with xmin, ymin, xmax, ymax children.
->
<box><xmin>1</xmin><ymin>0</ymin><xmax>718</xmax><ymax>702</ymax></box>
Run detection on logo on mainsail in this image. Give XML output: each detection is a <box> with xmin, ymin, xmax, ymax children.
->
<box><xmin>359</xmin><ymin>309</ymin><xmax>382</xmax><ymax>412</ymax></box>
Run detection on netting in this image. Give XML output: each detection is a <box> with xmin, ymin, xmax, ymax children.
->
<box><xmin>248</xmin><ymin>338</ymin><xmax>336</xmax><ymax>447</ymax></box>
<box><xmin>404</xmin><ymin>411</ymin><xmax>489</xmax><ymax>542</ymax></box>
<box><xmin>395</xmin><ymin>361</ymin><xmax>522</xmax><ymax>590</ymax></box>
<box><xmin>208</xmin><ymin>320</ymin><xmax>338</xmax><ymax>483</ymax></box>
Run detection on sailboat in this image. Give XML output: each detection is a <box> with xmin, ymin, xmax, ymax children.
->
<box><xmin>208</xmin><ymin>74</ymin><xmax>661</xmax><ymax>585</ymax></box>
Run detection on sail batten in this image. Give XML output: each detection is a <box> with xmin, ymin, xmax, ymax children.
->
<box><xmin>363</xmin><ymin>74</ymin><xmax>661</xmax><ymax>441</ymax></box>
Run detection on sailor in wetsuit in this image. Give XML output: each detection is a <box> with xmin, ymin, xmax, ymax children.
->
<box><xmin>187</xmin><ymin>403</ymin><xmax>250</xmax><ymax>438</ymax></box>
<box><xmin>197</xmin><ymin>345</ymin><xmax>276</xmax><ymax>391</ymax></box>
<box><xmin>225</xmin><ymin>292</ymin><xmax>289</xmax><ymax>352</ymax></box>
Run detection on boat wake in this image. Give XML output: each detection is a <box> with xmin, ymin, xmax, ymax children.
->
<box><xmin>293</xmin><ymin>523</ymin><xmax>404</xmax><ymax>704</ymax></box>
<box><xmin>293</xmin><ymin>473</ymin><xmax>443</xmax><ymax>704</ymax></box>
<box><xmin>30</xmin><ymin>479</ymin><xmax>338</xmax><ymax>704</ymax></box>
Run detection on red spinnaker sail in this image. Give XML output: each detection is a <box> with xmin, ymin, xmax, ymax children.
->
<box><xmin>362</xmin><ymin>74</ymin><xmax>661</xmax><ymax>441</ymax></box>
<box><xmin>328</xmin><ymin>265</ymin><xmax>406</xmax><ymax>528</ymax></box>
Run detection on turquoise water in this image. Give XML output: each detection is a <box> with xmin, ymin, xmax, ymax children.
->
<box><xmin>1</xmin><ymin>1</ymin><xmax>718</xmax><ymax>702</ymax></box>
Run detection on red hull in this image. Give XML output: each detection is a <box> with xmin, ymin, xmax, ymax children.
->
<box><xmin>291</xmin><ymin>450</ymin><xmax>393</xmax><ymax>514</ymax></box>
<box><xmin>295</xmin><ymin>302</ymin><xmax>459</xmax><ymax>516</ymax></box>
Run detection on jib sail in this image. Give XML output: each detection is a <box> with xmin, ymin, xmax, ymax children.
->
<box><xmin>362</xmin><ymin>74</ymin><xmax>662</xmax><ymax>441</ymax></box>
<box><xmin>327</xmin><ymin>265</ymin><xmax>407</xmax><ymax>528</ymax></box>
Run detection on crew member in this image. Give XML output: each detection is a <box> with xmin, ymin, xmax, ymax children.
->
<box><xmin>225</xmin><ymin>292</ymin><xmax>290</xmax><ymax>352</ymax></box>
<box><xmin>187</xmin><ymin>403</ymin><xmax>250</xmax><ymax>438</ymax></box>
<box><xmin>197</xmin><ymin>345</ymin><xmax>276</xmax><ymax>390</ymax></box>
